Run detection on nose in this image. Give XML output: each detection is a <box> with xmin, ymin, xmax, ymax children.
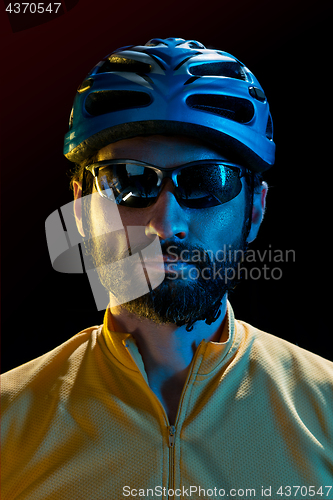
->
<box><xmin>145</xmin><ymin>180</ymin><xmax>188</xmax><ymax>240</ymax></box>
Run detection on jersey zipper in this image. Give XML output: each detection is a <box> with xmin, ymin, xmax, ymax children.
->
<box><xmin>168</xmin><ymin>425</ymin><xmax>176</xmax><ymax>499</ymax></box>
<box><xmin>166</xmin><ymin>342</ymin><xmax>205</xmax><ymax>499</ymax></box>
<box><xmin>124</xmin><ymin>339</ymin><xmax>205</xmax><ymax>499</ymax></box>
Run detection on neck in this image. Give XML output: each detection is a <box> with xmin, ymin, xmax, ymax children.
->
<box><xmin>109</xmin><ymin>295</ymin><xmax>228</xmax><ymax>423</ymax></box>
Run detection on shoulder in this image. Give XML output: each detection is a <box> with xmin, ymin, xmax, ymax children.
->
<box><xmin>235</xmin><ymin>318</ymin><xmax>333</xmax><ymax>396</ymax></box>
<box><xmin>1</xmin><ymin>324</ymin><xmax>103</xmax><ymax>408</ymax></box>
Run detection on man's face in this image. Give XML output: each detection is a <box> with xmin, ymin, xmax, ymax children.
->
<box><xmin>78</xmin><ymin>135</ymin><xmax>259</xmax><ymax>326</ymax></box>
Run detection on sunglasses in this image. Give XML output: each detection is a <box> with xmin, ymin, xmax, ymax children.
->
<box><xmin>85</xmin><ymin>159</ymin><xmax>249</xmax><ymax>209</ymax></box>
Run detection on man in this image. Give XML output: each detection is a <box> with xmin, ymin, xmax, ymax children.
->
<box><xmin>1</xmin><ymin>38</ymin><xmax>333</xmax><ymax>500</ymax></box>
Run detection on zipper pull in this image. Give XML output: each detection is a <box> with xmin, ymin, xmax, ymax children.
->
<box><xmin>168</xmin><ymin>425</ymin><xmax>176</xmax><ymax>448</ymax></box>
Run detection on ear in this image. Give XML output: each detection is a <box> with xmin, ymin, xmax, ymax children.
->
<box><xmin>73</xmin><ymin>181</ymin><xmax>85</xmax><ymax>237</ymax></box>
<box><xmin>246</xmin><ymin>181</ymin><xmax>268</xmax><ymax>243</ymax></box>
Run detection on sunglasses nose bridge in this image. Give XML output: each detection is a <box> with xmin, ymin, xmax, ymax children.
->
<box><xmin>155</xmin><ymin>169</ymin><xmax>179</xmax><ymax>193</ymax></box>
<box><xmin>158</xmin><ymin>168</ymin><xmax>179</xmax><ymax>188</ymax></box>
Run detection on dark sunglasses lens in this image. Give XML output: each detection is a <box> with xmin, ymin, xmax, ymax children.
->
<box><xmin>176</xmin><ymin>164</ymin><xmax>243</xmax><ymax>208</ymax></box>
<box><xmin>97</xmin><ymin>163</ymin><xmax>159</xmax><ymax>207</ymax></box>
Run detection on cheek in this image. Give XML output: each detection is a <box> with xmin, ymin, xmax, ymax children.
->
<box><xmin>116</xmin><ymin>204</ymin><xmax>148</xmax><ymax>228</ymax></box>
<box><xmin>189</xmin><ymin>196</ymin><xmax>246</xmax><ymax>250</ymax></box>
<box><xmin>89</xmin><ymin>193</ymin><xmax>127</xmax><ymax>236</ymax></box>
<box><xmin>88</xmin><ymin>194</ymin><xmax>129</xmax><ymax>257</ymax></box>
<box><xmin>89</xmin><ymin>196</ymin><xmax>152</xmax><ymax>258</ymax></box>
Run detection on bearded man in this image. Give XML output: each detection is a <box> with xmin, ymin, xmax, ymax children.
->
<box><xmin>1</xmin><ymin>38</ymin><xmax>332</xmax><ymax>500</ymax></box>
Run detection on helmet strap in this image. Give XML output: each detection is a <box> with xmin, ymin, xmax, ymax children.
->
<box><xmin>185</xmin><ymin>297</ymin><xmax>223</xmax><ymax>332</ymax></box>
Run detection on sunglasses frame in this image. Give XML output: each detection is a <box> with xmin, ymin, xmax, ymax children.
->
<box><xmin>85</xmin><ymin>159</ymin><xmax>250</xmax><ymax>208</ymax></box>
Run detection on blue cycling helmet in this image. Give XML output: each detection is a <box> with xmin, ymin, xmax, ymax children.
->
<box><xmin>64</xmin><ymin>38</ymin><xmax>275</xmax><ymax>172</ymax></box>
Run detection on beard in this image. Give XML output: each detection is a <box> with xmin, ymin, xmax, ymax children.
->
<box><xmin>82</xmin><ymin>199</ymin><xmax>250</xmax><ymax>327</ymax></box>
<box><xmin>117</xmin><ymin>238</ymin><xmax>248</xmax><ymax>326</ymax></box>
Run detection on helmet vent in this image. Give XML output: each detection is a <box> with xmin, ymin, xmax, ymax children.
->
<box><xmin>145</xmin><ymin>38</ymin><xmax>168</xmax><ymax>47</ymax></box>
<box><xmin>174</xmin><ymin>56</ymin><xmax>193</xmax><ymax>71</ymax></box>
<box><xmin>190</xmin><ymin>62</ymin><xmax>248</xmax><ymax>81</ymax></box>
<box><xmin>144</xmin><ymin>53</ymin><xmax>166</xmax><ymax>70</ymax></box>
<box><xmin>97</xmin><ymin>56</ymin><xmax>151</xmax><ymax>74</ymax></box>
<box><xmin>266</xmin><ymin>113</ymin><xmax>273</xmax><ymax>140</ymax></box>
<box><xmin>85</xmin><ymin>91</ymin><xmax>152</xmax><ymax>116</ymax></box>
<box><xmin>68</xmin><ymin>107</ymin><xmax>74</xmax><ymax>130</ymax></box>
<box><xmin>186</xmin><ymin>94</ymin><xmax>254</xmax><ymax>123</ymax></box>
<box><xmin>184</xmin><ymin>76</ymin><xmax>200</xmax><ymax>85</ymax></box>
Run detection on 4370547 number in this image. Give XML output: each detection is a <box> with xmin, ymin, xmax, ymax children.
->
<box><xmin>276</xmin><ymin>485</ymin><xmax>332</xmax><ymax>497</ymax></box>
<box><xmin>5</xmin><ymin>3</ymin><xmax>61</xmax><ymax>13</ymax></box>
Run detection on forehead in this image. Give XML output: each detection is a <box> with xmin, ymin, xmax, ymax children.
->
<box><xmin>95</xmin><ymin>134</ymin><xmax>231</xmax><ymax>168</ymax></box>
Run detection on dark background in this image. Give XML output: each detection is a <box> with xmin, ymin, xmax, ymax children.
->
<box><xmin>1</xmin><ymin>0</ymin><xmax>332</xmax><ymax>373</ymax></box>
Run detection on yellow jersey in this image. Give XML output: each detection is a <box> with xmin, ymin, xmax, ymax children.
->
<box><xmin>1</xmin><ymin>304</ymin><xmax>333</xmax><ymax>499</ymax></box>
